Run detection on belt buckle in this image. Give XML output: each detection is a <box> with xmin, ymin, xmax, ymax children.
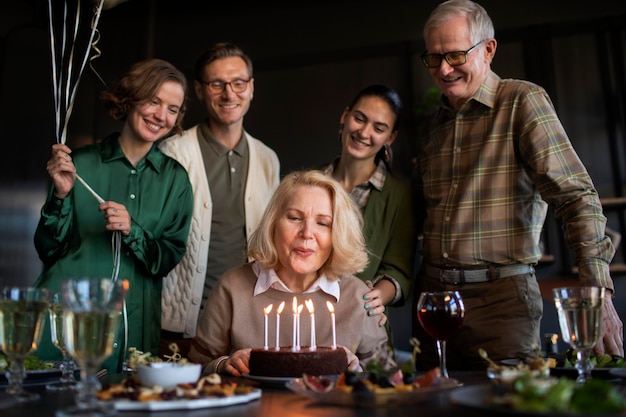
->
<box><xmin>440</xmin><ymin>268</ymin><xmax>465</xmax><ymax>285</ymax></box>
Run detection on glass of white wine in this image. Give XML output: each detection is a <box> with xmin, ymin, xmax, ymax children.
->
<box><xmin>46</xmin><ymin>293</ymin><xmax>78</xmax><ymax>391</ymax></box>
<box><xmin>57</xmin><ymin>278</ymin><xmax>128</xmax><ymax>417</ymax></box>
<box><xmin>0</xmin><ymin>287</ymin><xmax>50</xmax><ymax>403</ymax></box>
<box><xmin>553</xmin><ymin>286</ymin><xmax>605</xmax><ymax>383</ymax></box>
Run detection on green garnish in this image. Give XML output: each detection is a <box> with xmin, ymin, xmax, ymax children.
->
<box><xmin>0</xmin><ymin>353</ymin><xmax>55</xmax><ymax>371</ymax></box>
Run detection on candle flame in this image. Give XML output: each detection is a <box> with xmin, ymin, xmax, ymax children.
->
<box><xmin>326</xmin><ymin>300</ymin><xmax>335</xmax><ymax>313</ymax></box>
<box><xmin>276</xmin><ymin>301</ymin><xmax>285</xmax><ymax>315</ymax></box>
<box><xmin>263</xmin><ymin>304</ymin><xmax>273</xmax><ymax>315</ymax></box>
<box><xmin>292</xmin><ymin>296</ymin><xmax>298</xmax><ymax>313</ymax></box>
<box><xmin>305</xmin><ymin>299</ymin><xmax>314</xmax><ymax>314</ymax></box>
<box><xmin>297</xmin><ymin>304</ymin><xmax>304</xmax><ymax>314</ymax></box>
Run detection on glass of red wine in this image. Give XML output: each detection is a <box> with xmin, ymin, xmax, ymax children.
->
<box><xmin>417</xmin><ymin>291</ymin><xmax>465</xmax><ymax>378</ymax></box>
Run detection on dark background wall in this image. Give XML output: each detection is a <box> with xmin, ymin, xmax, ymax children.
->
<box><xmin>2</xmin><ymin>0</ymin><xmax>626</xmax><ymax>352</ymax></box>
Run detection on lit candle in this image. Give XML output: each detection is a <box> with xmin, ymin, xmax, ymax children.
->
<box><xmin>326</xmin><ymin>301</ymin><xmax>336</xmax><ymax>350</ymax></box>
<box><xmin>275</xmin><ymin>301</ymin><xmax>285</xmax><ymax>351</ymax></box>
<box><xmin>263</xmin><ymin>304</ymin><xmax>273</xmax><ymax>350</ymax></box>
<box><xmin>305</xmin><ymin>299</ymin><xmax>316</xmax><ymax>351</ymax></box>
<box><xmin>296</xmin><ymin>303</ymin><xmax>303</xmax><ymax>351</ymax></box>
<box><xmin>292</xmin><ymin>297</ymin><xmax>298</xmax><ymax>351</ymax></box>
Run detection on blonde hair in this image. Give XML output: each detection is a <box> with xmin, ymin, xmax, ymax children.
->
<box><xmin>248</xmin><ymin>170</ymin><xmax>369</xmax><ymax>280</ymax></box>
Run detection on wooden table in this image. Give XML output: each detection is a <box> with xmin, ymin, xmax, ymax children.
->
<box><xmin>0</xmin><ymin>370</ymin><xmax>580</xmax><ymax>417</ymax></box>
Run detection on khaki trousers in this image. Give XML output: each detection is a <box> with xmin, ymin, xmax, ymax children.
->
<box><xmin>412</xmin><ymin>267</ymin><xmax>542</xmax><ymax>371</ymax></box>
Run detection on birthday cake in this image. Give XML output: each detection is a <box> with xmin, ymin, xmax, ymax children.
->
<box><xmin>248</xmin><ymin>346</ymin><xmax>347</xmax><ymax>377</ymax></box>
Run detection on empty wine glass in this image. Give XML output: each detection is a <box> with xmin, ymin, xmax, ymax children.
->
<box><xmin>553</xmin><ymin>286</ymin><xmax>605</xmax><ymax>383</ymax></box>
<box><xmin>57</xmin><ymin>278</ymin><xmax>128</xmax><ymax>417</ymax></box>
<box><xmin>0</xmin><ymin>287</ymin><xmax>50</xmax><ymax>403</ymax></box>
<box><xmin>417</xmin><ymin>291</ymin><xmax>465</xmax><ymax>378</ymax></box>
<box><xmin>46</xmin><ymin>293</ymin><xmax>78</xmax><ymax>391</ymax></box>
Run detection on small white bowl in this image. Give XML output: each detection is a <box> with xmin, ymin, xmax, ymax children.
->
<box><xmin>137</xmin><ymin>362</ymin><xmax>202</xmax><ymax>388</ymax></box>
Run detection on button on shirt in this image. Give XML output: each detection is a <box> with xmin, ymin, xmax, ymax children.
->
<box><xmin>414</xmin><ymin>71</ymin><xmax>614</xmax><ymax>289</ymax></box>
<box><xmin>197</xmin><ymin>122</ymin><xmax>249</xmax><ymax>302</ymax></box>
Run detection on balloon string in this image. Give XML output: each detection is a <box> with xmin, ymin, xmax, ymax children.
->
<box><xmin>89</xmin><ymin>28</ymin><xmax>107</xmax><ymax>87</ymax></box>
<box><xmin>61</xmin><ymin>0</ymin><xmax>105</xmax><ymax>144</ymax></box>
<box><xmin>48</xmin><ymin>0</ymin><xmax>119</xmax><ymax>290</ymax></box>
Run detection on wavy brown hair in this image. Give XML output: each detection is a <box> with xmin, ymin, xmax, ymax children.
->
<box><xmin>100</xmin><ymin>58</ymin><xmax>188</xmax><ymax>135</ymax></box>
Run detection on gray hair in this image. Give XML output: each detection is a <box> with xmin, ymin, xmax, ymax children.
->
<box><xmin>424</xmin><ymin>0</ymin><xmax>495</xmax><ymax>45</ymax></box>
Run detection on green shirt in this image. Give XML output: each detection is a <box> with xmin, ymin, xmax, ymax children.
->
<box><xmin>33</xmin><ymin>134</ymin><xmax>193</xmax><ymax>372</ymax></box>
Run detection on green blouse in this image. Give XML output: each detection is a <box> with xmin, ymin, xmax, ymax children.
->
<box><xmin>33</xmin><ymin>134</ymin><xmax>193</xmax><ymax>372</ymax></box>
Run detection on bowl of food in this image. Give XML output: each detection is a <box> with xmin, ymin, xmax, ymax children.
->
<box><xmin>480</xmin><ymin>349</ymin><xmax>552</xmax><ymax>392</ymax></box>
<box><xmin>136</xmin><ymin>362</ymin><xmax>202</xmax><ymax>389</ymax></box>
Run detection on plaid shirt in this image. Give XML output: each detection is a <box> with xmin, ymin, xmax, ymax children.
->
<box><xmin>415</xmin><ymin>71</ymin><xmax>614</xmax><ymax>289</ymax></box>
<box><xmin>323</xmin><ymin>158</ymin><xmax>386</xmax><ymax>211</ymax></box>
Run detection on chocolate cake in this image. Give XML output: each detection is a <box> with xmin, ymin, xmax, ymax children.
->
<box><xmin>248</xmin><ymin>346</ymin><xmax>347</xmax><ymax>377</ymax></box>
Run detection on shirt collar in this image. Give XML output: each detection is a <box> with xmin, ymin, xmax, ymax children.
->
<box><xmin>323</xmin><ymin>157</ymin><xmax>387</xmax><ymax>191</ymax></box>
<box><xmin>471</xmin><ymin>70</ymin><xmax>500</xmax><ymax>109</ymax></box>
<box><xmin>439</xmin><ymin>70</ymin><xmax>500</xmax><ymax>113</ymax></box>
<box><xmin>100</xmin><ymin>133</ymin><xmax>164</xmax><ymax>173</ymax></box>
<box><xmin>252</xmin><ymin>261</ymin><xmax>340</xmax><ymax>302</ymax></box>
<box><xmin>199</xmin><ymin>120</ymin><xmax>247</xmax><ymax>157</ymax></box>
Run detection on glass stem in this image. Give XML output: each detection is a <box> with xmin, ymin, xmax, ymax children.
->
<box><xmin>59</xmin><ymin>352</ymin><xmax>77</xmax><ymax>384</ymax></box>
<box><xmin>6</xmin><ymin>359</ymin><xmax>27</xmax><ymax>395</ymax></box>
<box><xmin>76</xmin><ymin>365</ymin><xmax>102</xmax><ymax>409</ymax></box>
<box><xmin>575</xmin><ymin>348</ymin><xmax>593</xmax><ymax>383</ymax></box>
<box><xmin>437</xmin><ymin>339</ymin><xmax>449</xmax><ymax>378</ymax></box>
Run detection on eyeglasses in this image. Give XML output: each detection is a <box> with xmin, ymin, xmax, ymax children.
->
<box><xmin>200</xmin><ymin>78</ymin><xmax>251</xmax><ymax>94</ymax></box>
<box><xmin>420</xmin><ymin>40</ymin><xmax>485</xmax><ymax>68</ymax></box>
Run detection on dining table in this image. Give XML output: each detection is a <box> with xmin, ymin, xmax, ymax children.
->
<box><xmin>0</xmin><ymin>369</ymin><xmax>623</xmax><ymax>417</ymax></box>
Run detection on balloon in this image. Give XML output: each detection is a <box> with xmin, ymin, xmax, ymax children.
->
<box><xmin>97</xmin><ymin>0</ymin><xmax>130</xmax><ymax>10</ymax></box>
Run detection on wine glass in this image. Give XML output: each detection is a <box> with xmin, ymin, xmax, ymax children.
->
<box><xmin>57</xmin><ymin>278</ymin><xmax>128</xmax><ymax>417</ymax></box>
<box><xmin>417</xmin><ymin>291</ymin><xmax>465</xmax><ymax>378</ymax></box>
<box><xmin>552</xmin><ymin>286</ymin><xmax>605</xmax><ymax>383</ymax></box>
<box><xmin>0</xmin><ymin>287</ymin><xmax>50</xmax><ymax>403</ymax></box>
<box><xmin>46</xmin><ymin>293</ymin><xmax>78</xmax><ymax>391</ymax></box>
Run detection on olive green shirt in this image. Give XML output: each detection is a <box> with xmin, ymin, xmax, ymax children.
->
<box><xmin>197</xmin><ymin>123</ymin><xmax>249</xmax><ymax>301</ymax></box>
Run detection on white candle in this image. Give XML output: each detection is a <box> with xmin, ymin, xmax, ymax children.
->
<box><xmin>296</xmin><ymin>304</ymin><xmax>303</xmax><ymax>352</ymax></box>
<box><xmin>326</xmin><ymin>301</ymin><xmax>336</xmax><ymax>350</ymax></box>
<box><xmin>263</xmin><ymin>304</ymin><xmax>273</xmax><ymax>350</ymax></box>
<box><xmin>275</xmin><ymin>301</ymin><xmax>285</xmax><ymax>351</ymax></box>
<box><xmin>292</xmin><ymin>297</ymin><xmax>298</xmax><ymax>352</ymax></box>
<box><xmin>305</xmin><ymin>299</ymin><xmax>316</xmax><ymax>351</ymax></box>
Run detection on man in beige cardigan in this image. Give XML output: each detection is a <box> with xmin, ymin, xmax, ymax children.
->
<box><xmin>159</xmin><ymin>42</ymin><xmax>280</xmax><ymax>357</ymax></box>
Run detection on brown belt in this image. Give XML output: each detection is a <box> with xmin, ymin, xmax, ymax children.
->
<box><xmin>425</xmin><ymin>264</ymin><xmax>534</xmax><ymax>285</ymax></box>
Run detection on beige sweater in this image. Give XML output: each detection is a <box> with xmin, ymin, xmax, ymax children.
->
<box><xmin>188</xmin><ymin>263</ymin><xmax>389</xmax><ymax>373</ymax></box>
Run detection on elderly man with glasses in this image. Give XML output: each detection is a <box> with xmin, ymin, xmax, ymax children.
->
<box><xmin>159</xmin><ymin>42</ymin><xmax>280</xmax><ymax>358</ymax></box>
<box><xmin>412</xmin><ymin>0</ymin><xmax>623</xmax><ymax>370</ymax></box>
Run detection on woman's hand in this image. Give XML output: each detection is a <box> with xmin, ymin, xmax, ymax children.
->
<box><xmin>363</xmin><ymin>279</ymin><xmax>394</xmax><ymax>326</ymax></box>
<box><xmin>339</xmin><ymin>346</ymin><xmax>362</xmax><ymax>372</ymax></box>
<box><xmin>218</xmin><ymin>348</ymin><xmax>251</xmax><ymax>377</ymax></box>
<box><xmin>46</xmin><ymin>143</ymin><xmax>76</xmax><ymax>199</ymax></box>
<box><xmin>99</xmin><ymin>201</ymin><xmax>132</xmax><ymax>236</ymax></box>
